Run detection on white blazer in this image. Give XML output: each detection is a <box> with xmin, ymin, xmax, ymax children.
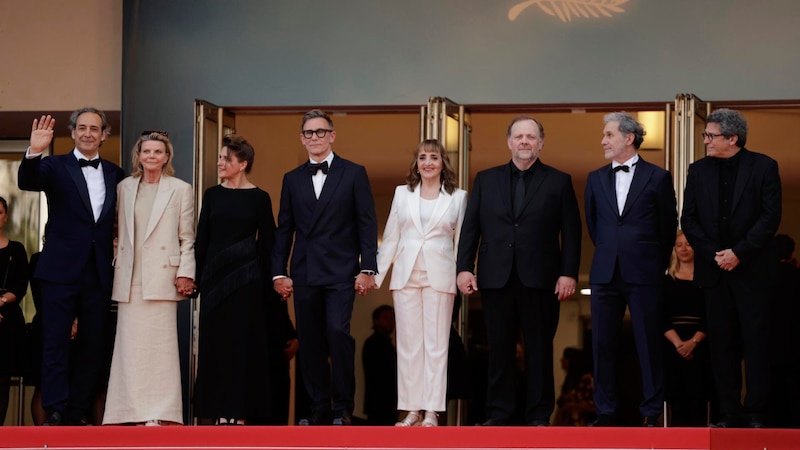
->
<box><xmin>112</xmin><ymin>175</ymin><xmax>196</xmax><ymax>302</ymax></box>
<box><xmin>376</xmin><ymin>185</ymin><xmax>467</xmax><ymax>294</ymax></box>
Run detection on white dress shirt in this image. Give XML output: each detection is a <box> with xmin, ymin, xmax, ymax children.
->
<box><xmin>310</xmin><ymin>153</ymin><xmax>335</xmax><ymax>199</ymax></box>
<box><xmin>613</xmin><ymin>154</ymin><xmax>639</xmax><ymax>215</ymax></box>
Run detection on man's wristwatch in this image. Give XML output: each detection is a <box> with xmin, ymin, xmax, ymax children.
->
<box><xmin>360</xmin><ymin>270</ymin><xmax>376</xmax><ymax>276</ymax></box>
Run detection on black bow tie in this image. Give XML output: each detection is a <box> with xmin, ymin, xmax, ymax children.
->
<box><xmin>613</xmin><ymin>161</ymin><xmax>637</xmax><ymax>173</ymax></box>
<box><xmin>78</xmin><ymin>158</ymin><xmax>100</xmax><ymax>169</ymax></box>
<box><xmin>308</xmin><ymin>161</ymin><xmax>329</xmax><ymax>175</ymax></box>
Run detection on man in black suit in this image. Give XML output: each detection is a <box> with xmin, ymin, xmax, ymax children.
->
<box><xmin>457</xmin><ymin>115</ymin><xmax>582</xmax><ymax>426</ymax></box>
<box><xmin>585</xmin><ymin>112</ymin><xmax>677</xmax><ymax>427</ymax></box>
<box><xmin>272</xmin><ymin>109</ymin><xmax>378</xmax><ymax>426</ymax></box>
<box><xmin>18</xmin><ymin>108</ymin><xmax>124</xmax><ymax>425</ymax></box>
<box><xmin>681</xmin><ymin>108</ymin><xmax>781</xmax><ymax>428</ymax></box>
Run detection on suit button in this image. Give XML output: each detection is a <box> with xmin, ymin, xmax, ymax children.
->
<box><xmin>514</xmin><ymin>223</ymin><xmax>519</xmax><ymax>227</ymax></box>
<box><xmin>161</xmin><ymin>246</ymin><xmax>166</xmax><ymax>250</ymax></box>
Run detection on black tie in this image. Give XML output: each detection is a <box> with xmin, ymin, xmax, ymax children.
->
<box><xmin>513</xmin><ymin>170</ymin><xmax>526</xmax><ymax>216</ymax></box>
<box><xmin>308</xmin><ymin>161</ymin><xmax>329</xmax><ymax>175</ymax></box>
<box><xmin>613</xmin><ymin>164</ymin><xmax>630</xmax><ymax>173</ymax></box>
<box><xmin>78</xmin><ymin>158</ymin><xmax>100</xmax><ymax>169</ymax></box>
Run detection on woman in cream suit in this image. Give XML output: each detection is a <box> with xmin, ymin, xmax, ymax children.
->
<box><xmin>375</xmin><ymin>139</ymin><xmax>467</xmax><ymax>427</ymax></box>
<box><xmin>103</xmin><ymin>131</ymin><xmax>195</xmax><ymax>425</ymax></box>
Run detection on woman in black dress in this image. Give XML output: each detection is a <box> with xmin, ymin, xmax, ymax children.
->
<box><xmin>662</xmin><ymin>230</ymin><xmax>714</xmax><ymax>426</ymax></box>
<box><xmin>193</xmin><ymin>135</ymin><xmax>275</xmax><ymax>425</ymax></box>
<box><xmin>0</xmin><ymin>195</ymin><xmax>30</xmax><ymax>425</ymax></box>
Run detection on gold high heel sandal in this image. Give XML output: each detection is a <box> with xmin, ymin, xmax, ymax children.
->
<box><xmin>395</xmin><ymin>411</ymin><xmax>422</xmax><ymax>427</ymax></box>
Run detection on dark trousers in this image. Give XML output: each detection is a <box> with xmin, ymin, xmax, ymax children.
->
<box><xmin>39</xmin><ymin>261</ymin><xmax>110</xmax><ymax>418</ymax></box>
<box><xmin>481</xmin><ymin>272</ymin><xmax>560</xmax><ymax>423</ymax></box>
<box><xmin>704</xmin><ymin>273</ymin><xmax>770</xmax><ymax>417</ymax></box>
<box><xmin>294</xmin><ymin>283</ymin><xmax>356</xmax><ymax>417</ymax></box>
<box><xmin>591</xmin><ymin>270</ymin><xmax>664</xmax><ymax>418</ymax></box>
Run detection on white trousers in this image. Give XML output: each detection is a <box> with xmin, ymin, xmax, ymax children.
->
<box><xmin>392</xmin><ymin>269</ymin><xmax>455</xmax><ymax>412</ymax></box>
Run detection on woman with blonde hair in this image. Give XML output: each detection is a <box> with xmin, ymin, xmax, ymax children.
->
<box><xmin>375</xmin><ymin>139</ymin><xmax>467</xmax><ymax>427</ymax></box>
<box><xmin>662</xmin><ymin>230</ymin><xmax>714</xmax><ymax>426</ymax></box>
<box><xmin>103</xmin><ymin>131</ymin><xmax>195</xmax><ymax>425</ymax></box>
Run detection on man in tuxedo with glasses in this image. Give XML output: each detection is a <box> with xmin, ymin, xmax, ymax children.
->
<box><xmin>272</xmin><ymin>109</ymin><xmax>378</xmax><ymax>426</ymax></box>
<box><xmin>682</xmin><ymin>108</ymin><xmax>781</xmax><ymax>428</ymax></box>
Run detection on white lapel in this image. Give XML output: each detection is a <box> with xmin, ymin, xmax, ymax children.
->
<box><xmin>424</xmin><ymin>189</ymin><xmax>453</xmax><ymax>234</ymax></box>
<box><xmin>144</xmin><ymin>177</ymin><xmax>174</xmax><ymax>242</ymax></box>
<box><xmin>408</xmin><ymin>187</ymin><xmax>424</xmax><ymax>235</ymax></box>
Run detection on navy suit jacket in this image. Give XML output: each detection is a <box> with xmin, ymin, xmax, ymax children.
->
<box><xmin>456</xmin><ymin>160</ymin><xmax>582</xmax><ymax>290</ymax></box>
<box><xmin>585</xmin><ymin>157</ymin><xmax>677</xmax><ymax>285</ymax></box>
<box><xmin>272</xmin><ymin>154</ymin><xmax>378</xmax><ymax>286</ymax></box>
<box><xmin>18</xmin><ymin>152</ymin><xmax>124</xmax><ymax>291</ymax></box>
<box><xmin>681</xmin><ymin>148</ymin><xmax>781</xmax><ymax>287</ymax></box>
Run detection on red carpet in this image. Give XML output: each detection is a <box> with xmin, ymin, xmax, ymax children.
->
<box><xmin>1</xmin><ymin>426</ymin><xmax>798</xmax><ymax>450</ymax></box>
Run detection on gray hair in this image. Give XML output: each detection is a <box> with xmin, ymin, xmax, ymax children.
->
<box><xmin>506</xmin><ymin>115</ymin><xmax>545</xmax><ymax>139</ymax></box>
<box><xmin>707</xmin><ymin>108</ymin><xmax>748</xmax><ymax>148</ymax></box>
<box><xmin>68</xmin><ymin>107</ymin><xmax>111</xmax><ymax>137</ymax></box>
<box><xmin>604</xmin><ymin>112</ymin><xmax>646</xmax><ymax>150</ymax></box>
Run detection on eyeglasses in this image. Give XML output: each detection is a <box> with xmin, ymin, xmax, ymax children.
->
<box><xmin>141</xmin><ymin>130</ymin><xmax>169</xmax><ymax>137</ymax></box>
<box><xmin>302</xmin><ymin>128</ymin><xmax>333</xmax><ymax>139</ymax></box>
<box><xmin>701</xmin><ymin>132</ymin><xmax>725</xmax><ymax>140</ymax></box>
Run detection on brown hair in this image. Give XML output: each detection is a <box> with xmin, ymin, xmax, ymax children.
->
<box><xmin>405</xmin><ymin>139</ymin><xmax>457</xmax><ymax>195</ymax></box>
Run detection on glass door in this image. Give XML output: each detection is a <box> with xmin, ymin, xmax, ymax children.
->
<box><xmin>420</xmin><ymin>97</ymin><xmax>471</xmax><ymax>425</ymax></box>
<box><xmin>190</xmin><ymin>100</ymin><xmax>235</xmax><ymax>423</ymax></box>
<box><xmin>671</xmin><ymin>94</ymin><xmax>711</xmax><ymax>216</ymax></box>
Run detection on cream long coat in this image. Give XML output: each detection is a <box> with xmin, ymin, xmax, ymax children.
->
<box><xmin>112</xmin><ymin>175</ymin><xmax>196</xmax><ymax>302</ymax></box>
<box><xmin>376</xmin><ymin>185</ymin><xmax>467</xmax><ymax>294</ymax></box>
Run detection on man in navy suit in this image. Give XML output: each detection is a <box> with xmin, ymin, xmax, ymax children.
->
<box><xmin>272</xmin><ymin>109</ymin><xmax>378</xmax><ymax>425</ymax></box>
<box><xmin>18</xmin><ymin>108</ymin><xmax>124</xmax><ymax>425</ymax></box>
<box><xmin>681</xmin><ymin>109</ymin><xmax>781</xmax><ymax>428</ymax></box>
<box><xmin>457</xmin><ymin>116</ymin><xmax>582</xmax><ymax>426</ymax></box>
<box><xmin>585</xmin><ymin>112</ymin><xmax>677</xmax><ymax>427</ymax></box>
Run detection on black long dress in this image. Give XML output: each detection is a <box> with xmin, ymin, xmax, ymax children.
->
<box><xmin>193</xmin><ymin>186</ymin><xmax>275</xmax><ymax>421</ymax></box>
<box><xmin>0</xmin><ymin>240</ymin><xmax>29</xmax><ymax>377</ymax></box>
<box><xmin>662</xmin><ymin>274</ymin><xmax>715</xmax><ymax>426</ymax></box>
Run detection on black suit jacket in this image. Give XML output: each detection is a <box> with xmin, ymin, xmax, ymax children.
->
<box><xmin>681</xmin><ymin>148</ymin><xmax>781</xmax><ymax>287</ymax></box>
<box><xmin>585</xmin><ymin>157</ymin><xmax>677</xmax><ymax>285</ymax></box>
<box><xmin>456</xmin><ymin>160</ymin><xmax>581</xmax><ymax>290</ymax></box>
<box><xmin>18</xmin><ymin>152</ymin><xmax>124</xmax><ymax>291</ymax></box>
<box><xmin>272</xmin><ymin>154</ymin><xmax>378</xmax><ymax>285</ymax></box>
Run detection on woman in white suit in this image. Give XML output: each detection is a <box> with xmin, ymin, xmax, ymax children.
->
<box><xmin>375</xmin><ymin>139</ymin><xmax>467</xmax><ymax>427</ymax></box>
<box><xmin>103</xmin><ymin>131</ymin><xmax>195</xmax><ymax>425</ymax></box>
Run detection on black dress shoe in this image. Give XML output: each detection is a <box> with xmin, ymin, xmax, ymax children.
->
<box><xmin>43</xmin><ymin>410</ymin><xmax>64</xmax><ymax>426</ymax></box>
<box><xmin>642</xmin><ymin>415</ymin><xmax>660</xmax><ymax>427</ymax></box>
<box><xmin>711</xmin><ymin>414</ymin><xmax>743</xmax><ymax>428</ymax></box>
<box><xmin>298</xmin><ymin>411</ymin><xmax>330</xmax><ymax>426</ymax></box>
<box><xmin>745</xmin><ymin>414</ymin><xmax>765</xmax><ymax>428</ymax></box>
<box><xmin>529</xmin><ymin>419</ymin><xmax>550</xmax><ymax>426</ymax></box>
<box><xmin>332</xmin><ymin>413</ymin><xmax>352</xmax><ymax>426</ymax></box>
<box><xmin>66</xmin><ymin>414</ymin><xmax>92</xmax><ymax>426</ymax></box>
<box><xmin>588</xmin><ymin>414</ymin><xmax>615</xmax><ymax>427</ymax></box>
<box><xmin>476</xmin><ymin>418</ymin><xmax>507</xmax><ymax>426</ymax></box>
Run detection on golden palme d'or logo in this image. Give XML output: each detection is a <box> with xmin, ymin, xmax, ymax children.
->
<box><xmin>509</xmin><ymin>0</ymin><xmax>629</xmax><ymax>23</ymax></box>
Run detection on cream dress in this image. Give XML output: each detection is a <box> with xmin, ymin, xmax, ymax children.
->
<box><xmin>103</xmin><ymin>181</ymin><xmax>183</xmax><ymax>424</ymax></box>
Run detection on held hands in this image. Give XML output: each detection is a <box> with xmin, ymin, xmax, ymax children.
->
<box><xmin>457</xmin><ymin>271</ymin><xmax>478</xmax><ymax>295</ymax></box>
<box><xmin>274</xmin><ymin>277</ymin><xmax>293</xmax><ymax>301</ymax></box>
<box><xmin>714</xmin><ymin>249</ymin><xmax>740</xmax><ymax>271</ymax></box>
<box><xmin>31</xmin><ymin>115</ymin><xmax>56</xmax><ymax>154</ymax></box>
<box><xmin>355</xmin><ymin>273</ymin><xmax>377</xmax><ymax>296</ymax></box>
<box><xmin>554</xmin><ymin>276</ymin><xmax>577</xmax><ymax>301</ymax></box>
<box><xmin>175</xmin><ymin>277</ymin><xmax>196</xmax><ymax>297</ymax></box>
